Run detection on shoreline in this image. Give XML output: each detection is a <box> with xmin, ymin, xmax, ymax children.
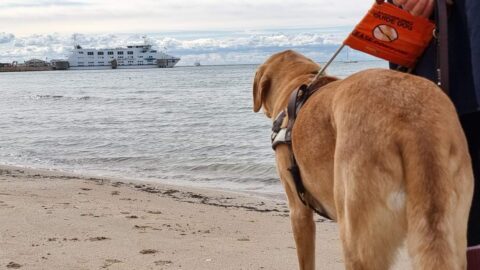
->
<box><xmin>0</xmin><ymin>163</ymin><xmax>284</xmax><ymax>201</ymax></box>
<box><xmin>0</xmin><ymin>164</ymin><xmax>289</xmax><ymax>215</ymax></box>
<box><xmin>0</xmin><ymin>164</ymin><xmax>410</xmax><ymax>269</ymax></box>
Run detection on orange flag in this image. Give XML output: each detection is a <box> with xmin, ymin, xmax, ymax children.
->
<box><xmin>344</xmin><ymin>2</ymin><xmax>435</xmax><ymax>68</ymax></box>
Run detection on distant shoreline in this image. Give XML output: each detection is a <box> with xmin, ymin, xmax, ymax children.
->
<box><xmin>0</xmin><ymin>59</ymin><xmax>385</xmax><ymax>73</ymax></box>
<box><xmin>0</xmin><ymin>66</ymin><xmax>52</xmax><ymax>72</ymax></box>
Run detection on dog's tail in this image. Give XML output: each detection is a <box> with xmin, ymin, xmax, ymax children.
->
<box><xmin>402</xmin><ymin>127</ymin><xmax>473</xmax><ymax>270</ymax></box>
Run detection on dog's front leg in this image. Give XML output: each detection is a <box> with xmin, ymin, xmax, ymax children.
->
<box><xmin>289</xmin><ymin>196</ymin><xmax>315</xmax><ymax>270</ymax></box>
<box><xmin>276</xmin><ymin>147</ymin><xmax>316</xmax><ymax>270</ymax></box>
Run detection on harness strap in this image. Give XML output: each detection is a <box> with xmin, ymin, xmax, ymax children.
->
<box><xmin>287</xmin><ymin>154</ymin><xmax>332</xmax><ymax>220</ymax></box>
<box><xmin>271</xmin><ymin>76</ymin><xmax>338</xmax><ymax>220</ymax></box>
<box><xmin>435</xmin><ymin>0</ymin><xmax>450</xmax><ymax>94</ymax></box>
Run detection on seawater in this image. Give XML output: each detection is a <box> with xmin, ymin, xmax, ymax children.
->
<box><xmin>0</xmin><ymin>61</ymin><xmax>386</xmax><ymax>194</ymax></box>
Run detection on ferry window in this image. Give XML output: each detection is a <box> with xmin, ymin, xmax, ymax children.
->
<box><xmin>150</xmin><ymin>50</ymin><xmax>157</xmax><ymax>53</ymax></box>
<box><xmin>87</xmin><ymin>52</ymin><xmax>94</xmax><ymax>55</ymax></box>
<box><xmin>108</xmin><ymin>51</ymin><xmax>114</xmax><ymax>55</ymax></box>
<box><xmin>118</xmin><ymin>56</ymin><xmax>123</xmax><ymax>59</ymax></box>
<box><xmin>78</xmin><ymin>51</ymin><xmax>84</xmax><ymax>54</ymax></box>
<box><xmin>117</xmin><ymin>51</ymin><xmax>124</xmax><ymax>55</ymax></box>
<box><xmin>139</xmin><ymin>56</ymin><xmax>143</xmax><ymax>58</ymax></box>
<box><xmin>98</xmin><ymin>52</ymin><xmax>104</xmax><ymax>55</ymax></box>
<box><xmin>127</xmin><ymin>51</ymin><xmax>133</xmax><ymax>55</ymax></box>
<box><xmin>98</xmin><ymin>62</ymin><xmax>104</xmax><ymax>65</ymax></box>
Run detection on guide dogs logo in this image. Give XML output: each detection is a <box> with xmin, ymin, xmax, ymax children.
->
<box><xmin>373</xmin><ymin>24</ymin><xmax>398</xmax><ymax>42</ymax></box>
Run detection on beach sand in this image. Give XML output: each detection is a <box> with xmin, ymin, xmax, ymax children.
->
<box><xmin>0</xmin><ymin>165</ymin><xmax>410</xmax><ymax>269</ymax></box>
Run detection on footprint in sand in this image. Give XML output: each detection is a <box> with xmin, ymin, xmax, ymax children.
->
<box><xmin>101</xmin><ymin>259</ymin><xmax>122</xmax><ymax>269</ymax></box>
<box><xmin>6</xmin><ymin>262</ymin><xmax>22</xmax><ymax>269</ymax></box>
<box><xmin>139</xmin><ymin>249</ymin><xmax>158</xmax><ymax>255</ymax></box>
<box><xmin>154</xmin><ymin>260</ymin><xmax>173</xmax><ymax>266</ymax></box>
<box><xmin>146</xmin><ymin>210</ymin><xmax>162</xmax><ymax>214</ymax></box>
<box><xmin>88</xmin><ymin>236</ymin><xmax>110</xmax><ymax>241</ymax></box>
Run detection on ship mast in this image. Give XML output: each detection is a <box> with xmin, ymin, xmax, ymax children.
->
<box><xmin>72</xmin><ymin>34</ymin><xmax>82</xmax><ymax>49</ymax></box>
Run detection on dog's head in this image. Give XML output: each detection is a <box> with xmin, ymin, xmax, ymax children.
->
<box><xmin>253</xmin><ymin>50</ymin><xmax>319</xmax><ymax>118</ymax></box>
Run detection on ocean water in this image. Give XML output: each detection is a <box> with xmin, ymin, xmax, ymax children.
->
<box><xmin>0</xmin><ymin>61</ymin><xmax>386</xmax><ymax>194</ymax></box>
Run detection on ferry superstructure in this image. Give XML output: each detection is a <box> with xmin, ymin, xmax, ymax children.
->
<box><xmin>67</xmin><ymin>44</ymin><xmax>180</xmax><ymax>70</ymax></box>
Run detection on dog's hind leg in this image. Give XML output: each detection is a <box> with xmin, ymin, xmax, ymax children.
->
<box><xmin>402</xmin><ymin>135</ymin><xmax>473</xmax><ymax>270</ymax></box>
<box><xmin>334</xmin><ymin>170</ymin><xmax>406</xmax><ymax>270</ymax></box>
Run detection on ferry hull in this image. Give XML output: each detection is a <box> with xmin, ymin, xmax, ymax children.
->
<box><xmin>69</xmin><ymin>63</ymin><xmax>177</xmax><ymax>70</ymax></box>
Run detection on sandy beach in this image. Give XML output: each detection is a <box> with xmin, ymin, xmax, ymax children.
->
<box><xmin>0</xmin><ymin>165</ymin><xmax>410</xmax><ymax>269</ymax></box>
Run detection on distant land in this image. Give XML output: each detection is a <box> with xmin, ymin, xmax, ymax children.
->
<box><xmin>0</xmin><ymin>27</ymin><xmax>380</xmax><ymax>66</ymax></box>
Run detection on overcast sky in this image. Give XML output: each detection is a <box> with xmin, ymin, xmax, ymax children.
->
<box><xmin>1</xmin><ymin>0</ymin><xmax>373</xmax><ymax>35</ymax></box>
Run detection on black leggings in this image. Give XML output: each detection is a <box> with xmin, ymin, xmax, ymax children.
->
<box><xmin>461</xmin><ymin>111</ymin><xmax>480</xmax><ymax>246</ymax></box>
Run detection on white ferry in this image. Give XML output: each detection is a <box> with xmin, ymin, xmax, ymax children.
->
<box><xmin>67</xmin><ymin>43</ymin><xmax>180</xmax><ymax>70</ymax></box>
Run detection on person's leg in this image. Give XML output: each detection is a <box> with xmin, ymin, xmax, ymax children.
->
<box><xmin>461</xmin><ymin>112</ymin><xmax>480</xmax><ymax>269</ymax></box>
<box><xmin>464</xmin><ymin>0</ymin><xmax>480</xmax><ymax>267</ymax></box>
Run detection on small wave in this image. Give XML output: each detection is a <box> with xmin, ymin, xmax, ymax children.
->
<box><xmin>185</xmin><ymin>162</ymin><xmax>276</xmax><ymax>176</ymax></box>
<box><xmin>33</xmin><ymin>95</ymin><xmax>92</xmax><ymax>101</ymax></box>
<box><xmin>35</xmin><ymin>95</ymin><xmax>64</xmax><ymax>99</ymax></box>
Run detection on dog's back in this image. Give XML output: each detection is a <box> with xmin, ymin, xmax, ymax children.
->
<box><xmin>294</xmin><ymin>68</ymin><xmax>474</xmax><ymax>269</ymax></box>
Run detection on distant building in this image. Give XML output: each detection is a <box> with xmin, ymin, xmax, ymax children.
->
<box><xmin>0</xmin><ymin>63</ymin><xmax>12</xmax><ymax>67</ymax></box>
<box><xmin>25</xmin><ymin>59</ymin><xmax>49</xmax><ymax>67</ymax></box>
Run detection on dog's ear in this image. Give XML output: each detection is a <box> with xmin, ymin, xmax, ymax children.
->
<box><xmin>253</xmin><ymin>67</ymin><xmax>271</xmax><ymax>112</ymax></box>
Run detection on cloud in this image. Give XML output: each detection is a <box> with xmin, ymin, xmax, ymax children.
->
<box><xmin>0</xmin><ymin>28</ymin><xmax>376</xmax><ymax>65</ymax></box>
<box><xmin>0</xmin><ymin>32</ymin><xmax>15</xmax><ymax>44</ymax></box>
<box><xmin>0</xmin><ymin>0</ymin><xmax>88</xmax><ymax>8</ymax></box>
<box><xmin>0</xmin><ymin>0</ymin><xmax>372</xmax><ymax>35</ymax></box>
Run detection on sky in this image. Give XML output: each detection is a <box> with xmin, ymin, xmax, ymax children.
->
<box><xmin>0</xmin><ymin>0</ymin><xmax>378</xmax><ymax>65</ymax></box>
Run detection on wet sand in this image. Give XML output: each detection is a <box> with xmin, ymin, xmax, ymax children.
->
<box><xmin>0</xmin><ymin>165</ymin><xmax>410</xmax><ymax>269</ymax></box>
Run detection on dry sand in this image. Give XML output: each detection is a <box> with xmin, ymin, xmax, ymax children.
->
<box><xmin>0</xmin><ymin>165</ymin><xmax>410</xmax><ymax>269</ymax></box>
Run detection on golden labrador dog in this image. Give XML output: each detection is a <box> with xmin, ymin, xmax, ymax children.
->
<box><xmin>253</xmin><ymin>50</ymin><xmax>474</xmax><ymax>270</ymax></box>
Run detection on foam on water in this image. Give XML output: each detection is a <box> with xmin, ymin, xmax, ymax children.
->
<box><xmin>0</xmin><ymin>61</ymin><xmax>386</xmax><ymax>194</ymax></box>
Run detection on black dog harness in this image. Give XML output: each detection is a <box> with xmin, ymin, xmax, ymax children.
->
<box><xmin>271</xmin><ymin>76</ymin><xmax>337</xmax><ymax>221</ymax></box>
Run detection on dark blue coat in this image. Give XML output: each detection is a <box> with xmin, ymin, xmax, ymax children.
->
<box><xmin>393</xmin><ymin>0</ymin><xmax>480</xmax><ymax>115</ymax></box>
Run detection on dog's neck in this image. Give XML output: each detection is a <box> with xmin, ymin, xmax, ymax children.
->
<box><xmin>307</xmin><ymin>75</ymin><xmax>338</xmax><ymax>93</ymax></box>
<box><xmin>271</xmin><ymin>74</ymin><xmax>339</xmax><ymax>119</ymax></box>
